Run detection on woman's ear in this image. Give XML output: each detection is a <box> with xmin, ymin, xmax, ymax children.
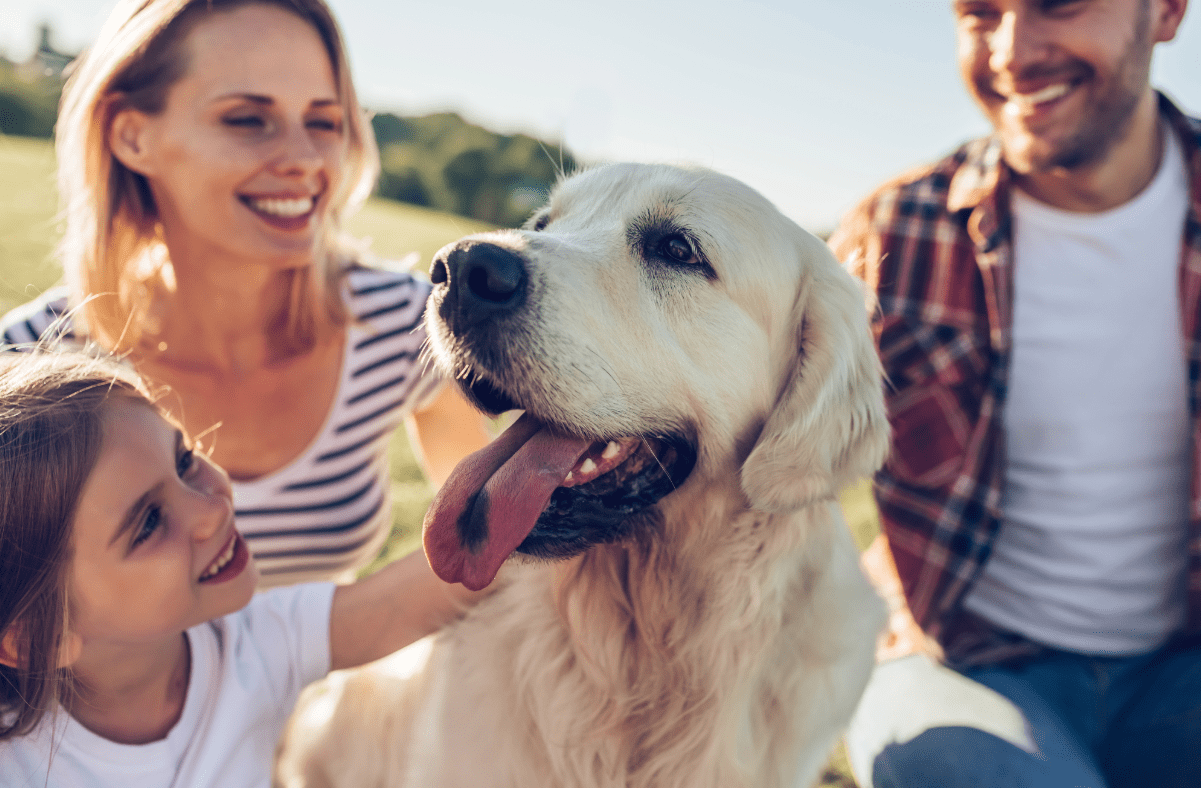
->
<box><xmin>109</xmin><ymin>106</ymin><xmax>156</xmax><ymax>176</ymax></box>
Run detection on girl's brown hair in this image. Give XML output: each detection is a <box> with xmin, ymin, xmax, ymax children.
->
<box><xmin>56</xmin><ymin>0</ymin><xmax>379</xmax><ymax>352</ymax></box>
<box><xmin>0</xmin><ymin>349</ymin><xmax>150</xmax><ymax>740</ymax></box>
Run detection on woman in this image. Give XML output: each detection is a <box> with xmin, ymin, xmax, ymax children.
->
<box><xmin>0</xmin><ymin>0</ymin><xmax>492</xmax><ymax>587</ymax></box>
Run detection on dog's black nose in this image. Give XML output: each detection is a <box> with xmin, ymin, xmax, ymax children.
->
<box><xmin>431</xmin><ymin>240</ymin><xmax>528</xmax><ymax>331</ymax></box>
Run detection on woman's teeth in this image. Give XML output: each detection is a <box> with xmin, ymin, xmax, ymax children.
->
<box><xmin>246</xmin><ymin>196</ymin><xmax>315</xmax><ymax>218</ymax></box>
<box><xmin>201</xmin><ymin>537</ymin><xmax>237</xmax><ymax>580</ymax></box>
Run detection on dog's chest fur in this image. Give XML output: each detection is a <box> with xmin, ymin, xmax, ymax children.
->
<box><xmin>400</xmin><ymin>486</ymin><xmax>879</xmax><ymax>788</ymax></box>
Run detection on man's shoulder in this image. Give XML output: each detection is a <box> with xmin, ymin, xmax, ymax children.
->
<box><xmin>849</xmin><ymin>140</ymin><xmax>983</xmax><ymax>222</ymax></box>
<box><xmin>829</xmin><ymin>139</ymin><xmax>986</xmax><ymax>276</ymax></box>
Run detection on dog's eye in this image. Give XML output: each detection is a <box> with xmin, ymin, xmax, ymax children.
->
<box><xmin>531</xmin><ymin>213</ymin><xmax>551</xmax><ymax>232</ymax></box>
<box><xmin>660</xmin><ymin>234</ymin><xmax>699</xmax><ymax>265</ymax></box>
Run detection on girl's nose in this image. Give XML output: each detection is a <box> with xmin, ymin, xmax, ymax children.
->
<box><xmin>190</xmin><ymin>459</ymin><xmax>234</xmax><ymax>542</ymax></box>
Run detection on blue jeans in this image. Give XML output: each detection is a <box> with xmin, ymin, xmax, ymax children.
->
<box><xmin>864</xmin><ymin>636</ymin><xmax>1201</xmax><ymax>788</ymax></box>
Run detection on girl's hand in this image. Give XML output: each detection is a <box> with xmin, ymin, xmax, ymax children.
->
<box><xmin>328</xmin><ymin>551</ymin><xmax>488</xmax><ymax>671</ymax></box>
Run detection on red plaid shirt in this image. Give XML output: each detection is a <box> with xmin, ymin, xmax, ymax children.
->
<box><xmin>830</xmin><ymin>93</ymin><xmax>1201</xmax><ymax>665</ymax></box>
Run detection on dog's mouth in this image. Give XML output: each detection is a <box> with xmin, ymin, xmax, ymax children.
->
<box><xmin>422</xmin><ymin>381</ymin><xmax>696</xmax><ymax>590</ymax></box>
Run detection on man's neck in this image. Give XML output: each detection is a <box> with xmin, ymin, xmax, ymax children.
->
<box><xmin>1012</xmin><ymin>90</ymin><xmax>1164</xmax><ymax>213</ymax></box>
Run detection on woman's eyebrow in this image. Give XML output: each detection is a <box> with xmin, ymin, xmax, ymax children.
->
<box><xmin>213</xmin><ymin>93</ymin><xmax>341</xmax><ymax>108</ymax></box>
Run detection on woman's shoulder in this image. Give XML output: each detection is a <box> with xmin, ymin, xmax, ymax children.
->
<box><xmin>342</xmin><ymin>256</ymin><xmax>432</xmax><ymax>328</ymax></box>
<box><xmin>343</xmin><ymin>256</ymin><xmax>431</xmax><ymax>302</ymax></box>
<box><xmin>0</xmin><ymin>287</ymin><xmax>76</xmax><ymax>348</ymax></box>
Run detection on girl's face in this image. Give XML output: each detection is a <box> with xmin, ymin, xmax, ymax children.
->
<box><xmin>67</xmin><ymin>398</ymin><xmax>257</xmax><ymax>652</ymax></box>
<box><xmin>111</xmin><ymin>3</ymin><xmax>348</xmax><ymax>273</ymax></box>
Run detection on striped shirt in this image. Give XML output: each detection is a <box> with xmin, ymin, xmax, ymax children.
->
<box><xmin>829</xmin><ymin>93</ymin><xmax>1201</xmax><ymax>665</ymax></box>
<box><xmin>1</xmin><ymin>264</ymin><xmax>443</xmax><ymax>587</ymax></box>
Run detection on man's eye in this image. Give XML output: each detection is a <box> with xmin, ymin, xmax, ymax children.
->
<box><xmin>954</xmin><ymin>1</ymin><xmax>999</xmax><ymax>22</ymax></box>
<box><xmin>131</xmin><ymin>506</ymin><xmax>162</xmax><ymax>549</ymax></box>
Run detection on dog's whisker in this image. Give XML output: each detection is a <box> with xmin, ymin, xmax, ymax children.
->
<box><xmin>643</xmin><ymin>438</ymin><xmax>680</xmax><ymax>492</ymax></box>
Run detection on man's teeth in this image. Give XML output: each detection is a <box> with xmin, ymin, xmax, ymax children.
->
<box><xmin>1008</xmin><ymin>83</ymin><xmax>1071</xmax><ymax>110</ymax></box>
<box><xmin>201</xmin><ymin>538</ymin><xmax>237</xmax><ymax>579</ymax></box>
<box><xmin>247</xmin><ymin>196</ymin><xmax>314</xmax><ymax>218</ymax></box>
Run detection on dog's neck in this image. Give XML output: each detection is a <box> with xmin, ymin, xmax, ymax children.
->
<box><xmin>534</xmin><ymin>478</ymin><xmax>835</xmax><ymax>786</ymax></box>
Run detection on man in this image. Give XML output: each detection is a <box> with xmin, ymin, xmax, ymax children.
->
<box><xmin>829</xmin><ymin>0</ymin><xmax>1200</xmax><ymax>785</ymax></box>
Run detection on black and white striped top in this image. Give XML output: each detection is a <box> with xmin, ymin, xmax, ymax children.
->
<box><xmin>1</xmin><ymin>265</ymin><xmax>443</xmax><ymax>586</ymax></box>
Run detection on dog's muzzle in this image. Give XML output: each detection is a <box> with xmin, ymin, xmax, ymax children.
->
<box><xmin>430</xmin><ymin>240</ymin><xmax>528</xmax><ymax>333</ymax></box>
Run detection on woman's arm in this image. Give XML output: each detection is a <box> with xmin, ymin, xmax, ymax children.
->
<box><xmin>328</xmin><ymin>550</ymin><xmax>486</xmax><ymax>671</ymax></box>
<box><xmin>405</xmin><ymin>384</ymin><xmax>495</xmax><ymax>488</ymax></box>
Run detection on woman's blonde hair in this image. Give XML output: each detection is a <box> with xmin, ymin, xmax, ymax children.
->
<box><xmin>55</xmin><ymin>0</ymin><xmax>380</xmax><ymax>352</ymax></box>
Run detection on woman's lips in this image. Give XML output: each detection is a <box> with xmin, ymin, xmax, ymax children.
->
<box><xmin>240</xmin><ymin>194</ymin><xmax>317</xmax><ymax>231</ymax></box>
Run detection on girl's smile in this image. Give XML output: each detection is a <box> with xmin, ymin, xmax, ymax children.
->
<box><xmin>67</xmin><ymin>398</ymin><xmax>258</xmax><ymax>653</ymax></box>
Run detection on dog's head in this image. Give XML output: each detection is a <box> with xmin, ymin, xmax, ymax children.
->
<box><xmin>421</xmin><ymin>163</ymin><xmax>888</xmax><ymax>589</ymax></box>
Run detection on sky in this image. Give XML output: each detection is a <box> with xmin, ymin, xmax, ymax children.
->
<box><xmin>5</xmin><ymin>0</ymin><xmax>1201</xmax><ymax>231</ymax></box>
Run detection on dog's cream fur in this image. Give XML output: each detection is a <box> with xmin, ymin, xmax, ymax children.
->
<box><xmin>275</xmin><ymin>163</ymin><xmax>889</xmax><ymax>788</ymax></box>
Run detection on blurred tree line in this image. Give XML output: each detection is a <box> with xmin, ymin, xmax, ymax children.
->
<box><xmin>1</xmin><ymin>25</ymin><xmax>578</xmax><ymax>228</ymax></box>
<box><xmin>372</xmin><ymin>111</ymin><xmax>577</xmax><ymax>227</ymax></box>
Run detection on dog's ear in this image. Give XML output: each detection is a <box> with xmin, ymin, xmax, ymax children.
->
<box><xmin>741</xmin><ymin>238</ymin><xmax>889</xmax><ymax>512</ymax></box>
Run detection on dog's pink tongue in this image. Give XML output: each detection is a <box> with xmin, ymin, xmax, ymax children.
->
<box><xmin>423</xmin><ymin>412</ymin><xmax>591</xmax><ymax>590</ymax></box>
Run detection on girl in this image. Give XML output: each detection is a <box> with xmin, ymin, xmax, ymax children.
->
<box><xmin>0</xmin><ymin>349</ymin><xmax>479</xmax><ymax>786</ymax></box>
<box><xmin>0</xmin><ymin>0</ymin><xmax>493</xmax><ymax>587</ymax></box>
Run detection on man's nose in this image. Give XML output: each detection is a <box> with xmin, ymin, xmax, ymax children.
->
<box><xmin>988</xmin><ymin>9</ymin><xmax>1051</xmax><ymax>77</ymax></box>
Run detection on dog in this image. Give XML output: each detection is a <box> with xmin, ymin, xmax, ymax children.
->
<box><xmin>275</xmin><ymin>162</ymin><xmax>890</xmax><ymax>788</ymax></box>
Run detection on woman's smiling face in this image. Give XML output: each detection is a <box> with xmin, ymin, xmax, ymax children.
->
<box><xmin>111</xmin><ymin>3</ymin><xmax>348</xmax><ymax>273</ymax></box>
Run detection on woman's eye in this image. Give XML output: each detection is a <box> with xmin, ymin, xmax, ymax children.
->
<box><xmin>223</xmin><ymin>115</ymin><xmax>266</xmax><ymax>129</ymax></box>
<box><xmin>306</xmin><ymin>117</ymin><xmax>343</xmax><ymax>133</ymax></box>
<box><xmin>131</xmin><ymin>505</ymin><xmax>162</xmax><ymax>549</ymax></box>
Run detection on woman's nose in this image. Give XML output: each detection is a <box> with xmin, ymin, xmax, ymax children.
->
<box><xmin>273</xmin><ymin>121</ymin><xmax>325</xmax><ymax>176</ymax></box>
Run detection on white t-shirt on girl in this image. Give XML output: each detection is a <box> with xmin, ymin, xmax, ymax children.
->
<box><xmin>0</xmin><ymin>581</ymin><xmax>335</xmax><ymax>788</ymax></box>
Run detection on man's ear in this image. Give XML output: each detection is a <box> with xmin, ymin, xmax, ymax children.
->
<box><xmin>109</xmin><ymin>106</ymin><xmax>156</xmax><ymax>176</ymax></box>
<box><xmin>1152</xmin><ymin>0</ymin><xmax>1189</xmax><ymax>43</ymax></box>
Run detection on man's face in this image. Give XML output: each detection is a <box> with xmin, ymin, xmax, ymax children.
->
<box><xmin>953</xmin><ymin>0</ymin><xmax>1168</xmax><ymax>174</ymax></box>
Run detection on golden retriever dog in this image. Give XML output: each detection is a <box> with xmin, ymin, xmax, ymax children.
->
<box><xmin>275</xmin><ymin>163</ymin><xmax>889</xmax><ymax>788</ymax></box>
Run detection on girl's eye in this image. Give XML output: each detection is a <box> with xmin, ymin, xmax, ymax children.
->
<box><xmin>131</xmin><ymin>505</ymin><xmax>162</xmax><ymax>549</ymax></box>
<box><xmin>177</xmin><ymin>448</ymin><xmax>195</xmax><ymax>478</ymax></box>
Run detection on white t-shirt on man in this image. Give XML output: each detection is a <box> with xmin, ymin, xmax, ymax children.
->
<box><xmin>963</xmin><ymin>126</ymin><xmax>1192</xmax><ymax>655</ymax></box>
<box><xmin>0</xmin><ymin>582</ymin><xmax>335</xmax><ymax>788</ymax></box>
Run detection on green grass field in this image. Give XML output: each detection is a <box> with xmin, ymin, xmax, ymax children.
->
<box><xmin>0</xmin><ymin>134</ymin><xmax>877</xmax><ymax>786</ymax></box>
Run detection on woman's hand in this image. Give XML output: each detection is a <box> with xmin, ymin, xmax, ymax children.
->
<box><xmin>405</xmin><ymin>384</ymin><xmax>495</xmax><ymax>489</ymax></box>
